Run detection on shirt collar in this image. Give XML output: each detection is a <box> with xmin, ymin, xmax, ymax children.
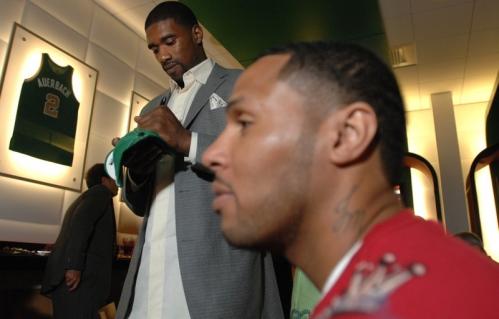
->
<box><xmin>321</xmin><ymin>240</ymin><xmax>363</xmax><ymax>295</ymax></box>
<box><xmin>169</xmin><ymin>58</ymin><xmax>214</xmax><ymax>91</ymax></box>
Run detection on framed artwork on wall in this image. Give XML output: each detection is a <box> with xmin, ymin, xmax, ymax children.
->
<box><xmin>0</xmin><ymin>23</ymin><xmax>98</xmax><ymax>191</ymax></box>
<box><xmin>114</xmin><ymin>91</ymin><xmax>150</xmax><ymax>234</ymax></box>
<box><xmin>127</xmin><ymin>91</ymin><xmax>149</xmax><ymax>132</ymax></box>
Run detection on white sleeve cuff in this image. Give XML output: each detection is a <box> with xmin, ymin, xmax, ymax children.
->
<box><xmin>185</xmin><ymin>132</ymin><xmax>198</xmax><ymax>163</ymax></box>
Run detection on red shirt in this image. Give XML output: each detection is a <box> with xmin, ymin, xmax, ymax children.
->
<box><xmin>311</xmin><ymin>210</ymin><xmax>499</xmax><ymax>319</ymax></box>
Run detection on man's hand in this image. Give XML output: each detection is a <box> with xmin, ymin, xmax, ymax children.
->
<box><xmin>110</xmin><ymin>102</ymin><xmax>191</xmax><ymax>182</ymax></box>
<box><xmin>64</xmin><ymin>269</ymin><xmax>81</xmax><ymax>292</ymax></box>
<box><xmin>135</xmin><ymin>106</ymin><xmax>191</xmax><ymax>156</ymax></box>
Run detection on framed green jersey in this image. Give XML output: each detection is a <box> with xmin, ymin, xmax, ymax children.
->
<box><xmin>0</xmin><ymin>24</ymin><xmax>98</xmax><ymax>191</ymax></box>
<box><xmin>9</xmin><ymin>53</ymin><xmax>80</xmax><ymax>166</ymax></box>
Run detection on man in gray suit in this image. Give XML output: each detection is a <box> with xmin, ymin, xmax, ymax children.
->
<box><xmin>116</xmin><ymin>2</ymin><xmax>283</xmax><ymax>318</ymax></box>
<box><xmin>42</xmin><ymin>164</ymin><xmax>117</xmax><ymax>319</ymax></box>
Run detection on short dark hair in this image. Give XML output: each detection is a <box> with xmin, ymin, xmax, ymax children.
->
<box><xmin>85</xmin><ymin>163</ymin><xmax>108</xmax><ymax>188</ymax></box>
<box><xmin>145</xmin><ymin>1</ymin><xmax>198</xmax><ymax>30</ymax></box>
<box><xmin>259</xmin><ymin>42</ymin><xmax>406</xmax><ymax>185</ymax></box>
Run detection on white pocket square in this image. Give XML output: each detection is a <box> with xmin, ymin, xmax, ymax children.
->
<box><xmin>209</xmin><ymin>93</ymin><xmax>228</xmax><ymax>110</ymax></box>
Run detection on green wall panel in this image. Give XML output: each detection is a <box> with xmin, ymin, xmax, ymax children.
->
<box><xmin>182</xmin><ymin>0</ymin><xmax>389</xmax><ymax>66</ymax></box>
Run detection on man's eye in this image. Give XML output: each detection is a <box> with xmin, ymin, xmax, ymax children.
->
<box><xmin>238</xmin><ymin>118</ymin><xmax>252</xmax><ymax>131</ymax></box>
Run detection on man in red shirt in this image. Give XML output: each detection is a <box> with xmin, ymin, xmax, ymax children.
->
<box><xmin>202</xmin><ymin>41</ymin><xmax>499</xmax><ymax>318</ymax></box>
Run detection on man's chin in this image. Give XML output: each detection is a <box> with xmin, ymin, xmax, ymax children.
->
<box><xmin>167</xmin><ymin>73</ymin><xmax>182</xmax><ymax>83</ymax></box>
<box><xmin>223</xmin><ymin>234</ymin><xmax>262</xmax><ymax>251</ymax></box>
<box><xmin>165</xmin><ymin>65</ymin><xmax>183</xmax><ymax>82</ymax></box>
<box><xmin>222</xmin><ymin>230</ymin><xmax>283</xmax><ymax>254</ymax></box>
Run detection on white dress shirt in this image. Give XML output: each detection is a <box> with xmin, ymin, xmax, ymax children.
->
<box><xmin>129</xmin><ymin>59</ymin><xmax>214</xmax><ymax>319</ymax></box>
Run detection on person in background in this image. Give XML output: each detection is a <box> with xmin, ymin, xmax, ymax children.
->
<box><xmin>115</xmin><ymin>2</ymin><xmax>283</xmax><ymax>318</ymax></box>
<box><xmin>454</xmin><ymin>231</ymin><xmax>487</xmax><ymax>255</ymax></box>
<box><xmin>202</xmin><ymin>41</ymin><xmax>499</xmax><ymax>319</ymax></box>
<box><xmin>42</xmin><ymin>163</ymin><xmax>117</xmax><ymax>319</ymax></box>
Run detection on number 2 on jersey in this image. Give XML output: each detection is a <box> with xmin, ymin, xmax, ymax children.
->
<box><xmin>43</xmin><ymin>93</ymin><xmax>60</xmax><ymax>118</ymax></box>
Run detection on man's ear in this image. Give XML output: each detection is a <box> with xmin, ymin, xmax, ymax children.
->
<box><xmin>101</xmin><ymin>176</ymin><xmax>112</xmax><ymax>186</ymax></box>
<box><xmin>192</xmin><ymin>25</ymin><xmax>203</xmax><ymax>44</ymax></box>
<box><xmin>328</xmin><ymin>102</ymin><xmax>377</xmax><ymax>165</ymax></box>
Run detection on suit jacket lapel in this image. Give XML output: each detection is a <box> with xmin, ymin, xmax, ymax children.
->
<box><xmin>141</xmin><ymin>90</ymin><xmax>171</xmax><ymax>115</ymax></box>
<box><xmin>184</xmin><ymin>63</ymin><xmax>228</xmax><ymax>127</ymax></box>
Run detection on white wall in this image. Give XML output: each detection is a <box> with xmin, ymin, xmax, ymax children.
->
<box><xmin>406</xmin><ymin>100</ymin><xmax>492</xmax><ymax>227</ymax></box>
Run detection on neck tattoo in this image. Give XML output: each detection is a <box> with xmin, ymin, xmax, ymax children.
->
<box><xmin>332</xmin><ymin>185</ymin><xmax>363</xmax><ymax>233</ymax></box>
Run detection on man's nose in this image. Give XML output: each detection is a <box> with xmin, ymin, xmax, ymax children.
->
<box><xmin>202</xmin><ymin>144</ymin><xmax>217</xmax><ymax>171</ymax></box>
<box><xmin>158</xmin><ymin>46</ymin><xmax>172</xmax><ymax>62</ymax></box>
<box><xmin>202</xmin><ymin>137</ymin><xmax>225</xmax><ymax>173</ymax></box>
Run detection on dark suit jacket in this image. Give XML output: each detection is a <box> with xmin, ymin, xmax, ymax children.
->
<box><xmin>41</xmin><ymin>184</ymin><xmax>116</xmax><ymax>306</ymax></box>
<box><xmin>117</xmin><ymin>63</ymin><xmax>284</xmax><ymax>319</ymax></box>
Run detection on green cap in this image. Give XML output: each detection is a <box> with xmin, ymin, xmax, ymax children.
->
<box><xmin>105</xmin><ymin>128</ymin><xmax>167</xmax><ymax>187</ymax></box>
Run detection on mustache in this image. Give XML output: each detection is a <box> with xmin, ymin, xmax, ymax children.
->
<box><xmin>197</xmin><ymin>164</ymin><xmax>232</xmax><ymax>190</ymax></box>
<box><xmin>162</xmin><ymin>60</ymin><xmax>180</xmax><ymax>71</ymax></box>
<box><xmin>213</xmin><ymin>176</ymin><xmax>232</xmax><ymax>191</ymax></box>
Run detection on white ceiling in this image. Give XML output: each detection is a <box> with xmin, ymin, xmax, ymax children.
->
<box><xmin>94</xmin><ymin>0</ymin><xmax>158</xmax><ymax>38</ymax></box>
<box><xmin>380</xmin><ymin>0</ymin><xmax>499</xmax><ymax>110</ymax></box>
<box><xmin>96</xmin><ymin>0</ymin><xmax>499</xmax><ymax>111</ymax></box>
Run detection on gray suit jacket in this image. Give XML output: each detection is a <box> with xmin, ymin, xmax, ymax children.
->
<box><xmin>117</xmin><ymin>63</ymin><xmax>284</xmax><ymax>319</ymax></box>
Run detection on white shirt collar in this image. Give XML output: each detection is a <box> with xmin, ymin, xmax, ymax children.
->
<box><xmin>321</xmin><ymin>241</ymin><xmax>363</xmax><ymax>295</ymax></box>
<box><xmin>169</xmin><ymin>58</ymin><xmax>214</xmax><ymax>91</ymax></box>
